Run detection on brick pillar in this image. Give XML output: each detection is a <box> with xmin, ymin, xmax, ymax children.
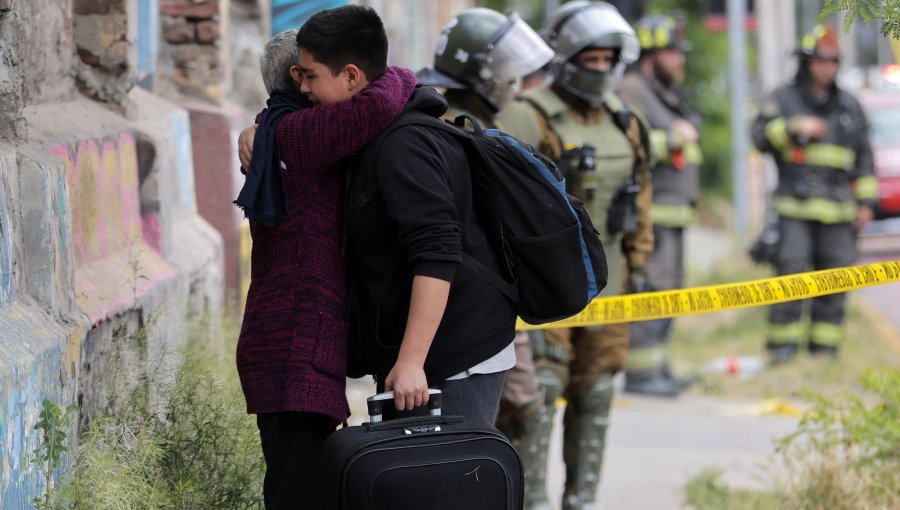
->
<box><xmin>72</xmin><ymin>0</ymin><xmax>137</xmax><ymax>106</ymax></box>
<box><xmin>159</xmin><ymin>0</ymin><xmax>229</xmax><ymax>103</ymax></box>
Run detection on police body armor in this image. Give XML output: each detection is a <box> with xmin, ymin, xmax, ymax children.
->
<box><xmin>618</xmin><ymin>71</ymin><xmax>700</xmax><ymax>227</ymax></box>
<box><xmin>521</xmin><ymin>87</ymin><xmax>634</xmax><ymax>300</ymax></box>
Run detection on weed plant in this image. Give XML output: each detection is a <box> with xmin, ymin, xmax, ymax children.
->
<box><xmin>775</xmin><ymin>368</ymin><xmax>900</xmax><ymax>509</ymax></box>
<box><xmin>33</xmin><ymin>312</ymin><xmax>264</xmax><ymax>510</ymax></box>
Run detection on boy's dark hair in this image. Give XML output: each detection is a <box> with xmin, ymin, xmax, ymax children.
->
<box><xmin>296</xmin><ymin>5</ymin><xmax>388</xmax><ymax>81</ymax></box>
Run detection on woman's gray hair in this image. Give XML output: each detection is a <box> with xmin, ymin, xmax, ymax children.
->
<box><xmin>260</xmin><ymin>28</ymin><xmax>300</xmax><ymax>94</ymax></box>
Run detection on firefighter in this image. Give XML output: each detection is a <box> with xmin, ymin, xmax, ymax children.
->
<box><xmin>751</xmin><ymin>25</ymin><xmax>876</xmax><ymax>364</ymax></box>
<box><xmin>496</xmin><ymin>2</ymin><xmax>653</xmax><ymax>508</ymax></box>
<box><xmin>617</xmin><ymin>13</ymin><xmax>699</xmax><ymax>397</ymax></box>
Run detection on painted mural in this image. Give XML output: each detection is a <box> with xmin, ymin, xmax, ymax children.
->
<box><xmin>271</xmin><ymin>0</ymin><xmax>347</xmax><ymax>35</ymax></box>
<box><xmin>46</xmin><ymin>132</ymin><xmax>175</xmax><ymax>322</ymax></box>
<box><xmin>0</xmin><ymin>178</ymin><xmax>12</xmax><ymax>308</ymax></box>
<box><xmin>47</xmin><ymin>133</ymin><xmax>142</xmax><ymax>268</ymax></box>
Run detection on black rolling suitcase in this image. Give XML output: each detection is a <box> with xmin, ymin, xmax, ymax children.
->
<box><xmin>319</xmin><ymin>389</ymin><xmax>524</xmax><ymax>510</ymax></box>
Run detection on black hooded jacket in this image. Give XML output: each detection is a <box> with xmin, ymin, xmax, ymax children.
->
<box><xmin>345</xmin><ymin>85</ymin><xmax>516</xmax><ymax>383</ymax></box>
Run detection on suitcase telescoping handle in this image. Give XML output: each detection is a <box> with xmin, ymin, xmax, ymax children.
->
<box><xmin>366</xmin><ymin>389</ymin><xmax>442</xmax><ymax>423</ymax></box>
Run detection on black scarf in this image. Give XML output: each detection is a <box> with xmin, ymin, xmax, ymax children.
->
<box><xmin>234</xmin><ymin>90</ymin><xmax>313</xmax><ymax>227</ymax></box>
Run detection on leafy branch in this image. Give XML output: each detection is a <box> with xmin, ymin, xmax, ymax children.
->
<box><xmin>822</xmin><ymin>0</ymin><xmax>900</xmax><ymax>39</ymax></box>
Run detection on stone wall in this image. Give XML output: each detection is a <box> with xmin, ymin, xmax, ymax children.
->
<box><xmin>0</xmin><ymin>0</ymin><xmax>225</xmax><ymax>505</ymax></box>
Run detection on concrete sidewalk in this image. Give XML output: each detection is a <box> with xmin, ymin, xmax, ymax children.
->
<box><xmin>548</xmin><ymin>387</ymin><xmax>799</xmax><ymax>510</ymax></box>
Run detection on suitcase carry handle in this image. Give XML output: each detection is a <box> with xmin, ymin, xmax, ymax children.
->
<box><xmin>367</xmin><ymin>389</ymin><xmax>443</xmax><ymax>423</ymax></box>
<box><xmin>365</xmin><ymin>415</ymin><xmax>465</xmax><ymax>433</ymax></box>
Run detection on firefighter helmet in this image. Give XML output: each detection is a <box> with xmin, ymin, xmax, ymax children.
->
<box><xmin>796</xmin><ymin>25</ymin><xmax>841</xmax><ymax>59</ymax></box>
<box><xmin>635</xmin><ymin>14</ymin><xmax>691</xmax><ymax>52</ymax></box>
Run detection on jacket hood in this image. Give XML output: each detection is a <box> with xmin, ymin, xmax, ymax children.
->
<box><xmin>405</xmin><ymin>84</ymin><xmax>450</xmax><ymax>117</ymax></box>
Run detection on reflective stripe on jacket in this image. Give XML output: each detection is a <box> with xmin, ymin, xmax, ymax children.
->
<box><xmin>617</xmin><ymin>71</ymin><xmax>700</xmax><ymax>227</ymax></box>
<box><xmin>752</xmin><ymin>81</ymin><xmax>876</xmax><ymax>223</ymax></box>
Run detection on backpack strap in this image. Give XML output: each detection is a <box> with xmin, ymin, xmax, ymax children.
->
<box><xmin>460</xmin><ymin>253</ymin><xmax>518</xmax><ymax>302</ymax></box>
<box><xmin>350</xmin><ymin>111</ymin><xmax>519</xmax><ymax>303</ymax></box>
<box><xmin>350</xmin><ymin>111</ymin><xmax>464</xmax><ymax>214</ymax></box>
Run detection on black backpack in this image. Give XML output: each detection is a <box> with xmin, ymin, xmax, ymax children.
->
<box><xmin>349</xmin><ymin>111</ymin><xmax>608</xmax><ymax>325</ymax></box>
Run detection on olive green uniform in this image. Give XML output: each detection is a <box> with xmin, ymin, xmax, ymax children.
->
<box><xmin>497</xmin><ymin>83</ymin><xmax>653</xmax><ymax>508</ymax></box>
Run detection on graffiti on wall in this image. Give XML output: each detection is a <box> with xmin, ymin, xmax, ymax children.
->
<box><xmin>0</xmin><ymin>179</ymin><xmax>12</xmax><ymax>308</ymax></box>
<box><xmin>271</xmin><ymin>0</ymin><xmax>347</xmax><ymax>35</ymax></box>
<box><xmin>47</xmin><ymin>133</ymin><xmax>143</xmax><ymax>268</ymax></box>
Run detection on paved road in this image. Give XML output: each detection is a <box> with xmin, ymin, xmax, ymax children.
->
<box><xmin>859</xmin><ymin>220</ymin><xmax>900</xmax><ymax>332</ymax></box>
<box><xmin>547</xmin><ymin>385</ymin><xmax>798</xmax><ymax>510</ymax></box>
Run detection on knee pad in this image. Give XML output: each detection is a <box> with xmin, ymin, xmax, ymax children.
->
<box><xmin>535</xmin><ymin>358</ymin><xmax>568</xmax><ymax>405</ymax></box>
<box><xmin>569</xmin><ymin>372</ymin><xmax>614</xmax><ymax>417</ymax></box>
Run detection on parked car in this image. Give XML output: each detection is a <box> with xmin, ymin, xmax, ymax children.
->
<box><xmin>859</xmin><ymin>87</ymin><xmax>900</xmax><ymax>218</ymax></box>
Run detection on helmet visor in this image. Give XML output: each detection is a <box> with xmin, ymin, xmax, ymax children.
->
<box><xmin>481</xmin><ymin>14</ymin><xmax>554</xmax><ymax>82</ymax></box>
<box><xmin>555</xmin><ymin>4</ymin><xmax>639</xmax><ymax>64</ymax></box>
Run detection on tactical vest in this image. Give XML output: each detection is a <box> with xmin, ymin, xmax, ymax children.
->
<box><xmin>522</xmin><ymin>87</ymin><xmax>633</xmax><ymax>299</ymax></box>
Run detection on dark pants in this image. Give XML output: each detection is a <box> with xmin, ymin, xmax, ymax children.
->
<box><xmin>256</xmin><ymin>412</ymin><xmax>335</xmax><ymax>510</ymax></box>
<box><xmin>377</xmin><ymin>371</ymin><xmax>507</xmax><ymax>428</ymax></box>
<box><xmin>767</xmin><ymin>217</ymin><xmax>857</xmax><ymax>349</ymax></box>
<box><xmin>439</xmin><ymin>371</ymin><xmax>507</xmax><ymax>427</ymax></box>
<box><xmin>628</xmin><ymin>226</ymin><xmax>684</xmax><ymax>373</ymax></box>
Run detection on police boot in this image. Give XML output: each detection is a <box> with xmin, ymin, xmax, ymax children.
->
<box><xmin>561</xmin><ymin>372</ymin><xmax>614</xmax><ymax>510</ymax></box>
<box><xmin>504</xmin><ymin>391</ymin><xmax>554</xmax><ymax>510</ymax></box>
<box><xmin>624</xmin><ymin>369</ymin><xmax>680</xmax><ymax>397</ymax></box>
<box><xmin>520</xmin><ymin>359</ymin><xmax>567</xmax><ymax>510</ymax></box>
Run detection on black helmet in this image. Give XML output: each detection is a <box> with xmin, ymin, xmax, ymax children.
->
<box><xmin>416</xmin><ymin>8</ymin><xmax>553</xmax><ymax>111</ymax></box>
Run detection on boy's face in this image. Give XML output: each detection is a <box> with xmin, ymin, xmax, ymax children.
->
<box><xmin>298</xmin><ymin>50</ymin><xmax>356</xmax><ymax>106</ymax></box>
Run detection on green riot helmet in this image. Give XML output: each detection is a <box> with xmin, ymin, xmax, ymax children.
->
<box><xmin>544</xmin><ymin>1</ymin><xmax>639</xmax><ymax>108</ymax></box>
<box><xmin>635</xmin><ymin>14</ymin><xmax>691</xmax><ymax>52</ymax></box>
<box><xmin>416</xmin><ymin>8</ymin><xmax>553</xmax><ymax>112</ymax></box>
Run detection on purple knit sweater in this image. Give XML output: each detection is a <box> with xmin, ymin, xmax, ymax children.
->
<box><xmin>237</xmin><ymin>67</ymin><xmax>417</xmax><ymax>422</ymax></box>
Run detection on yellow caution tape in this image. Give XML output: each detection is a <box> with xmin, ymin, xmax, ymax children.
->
<box><xmin>517</xmin><ymin>260</ymin><xmax>900</xmax><ymax>330</ymax></box>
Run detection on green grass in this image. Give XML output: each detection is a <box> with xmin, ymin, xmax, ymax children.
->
<box><xmin>670</xmin><ymin>253</ymin><xmax>900</xmax><ymax>400</ymax></box>
<box><xmin>683</xmin><ymin>469</ymin><xmax>782</xmax><ymax>510</ymax></box>
<box><xmin>35</xmin><ymin>312</ymin><xmax>266</xmax><ymax>510</ymax></box>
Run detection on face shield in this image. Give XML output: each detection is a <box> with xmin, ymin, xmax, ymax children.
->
<box><xmin>548</xmin><ymin>4</ymin><xmax>640</xmax><ymax>65</ymax></box>
<box><xmin>478</xmin><ymin>13</ymin><xmax>554</xmax><ymax>83</ymax></box>
<box><xmin>473</xmin><ymin>13</ymin><xmax>554</xmax><ymax>111</ymax></box>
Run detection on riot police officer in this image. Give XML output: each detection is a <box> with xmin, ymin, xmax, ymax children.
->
<box><xmin>751</xmin><ymin>25</ymin><xmax>876</xmax><ymax>363</ymax></box>
<box><xmin>416</xmin><ymin>8</ymin><xmax>553</xmax><ymax>127</ymax></box>
<box><xmin>617</xmin><ymin>13</ymin><xmax>699</xmax><ymax>397</ymax></box>
<box><xmin>497</xmin><ymin>3</ymin><xmax>653</xmax><ymax>508</ymax></box>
